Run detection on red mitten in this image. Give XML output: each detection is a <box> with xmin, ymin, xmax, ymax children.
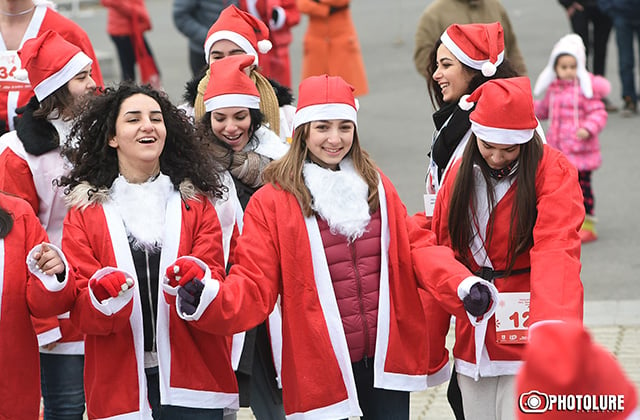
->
<box><xmin>90</xmin><ymin>272</ymin><xmax>134</xmax><ymax>303</ymax></box>
<box><xmin>165</xmin><ymin>259</ymin><xmax>205</xmax><ymax>288</ymax></box>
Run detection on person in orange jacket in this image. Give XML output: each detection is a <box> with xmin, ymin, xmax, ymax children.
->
<box><xmin>296</xmin><ymin>0</ymin><xmax>368</xmax><ymax>96</ymax></box>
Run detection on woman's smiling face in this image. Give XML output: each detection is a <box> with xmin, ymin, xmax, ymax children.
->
<box><xmin>210</xmin><ymin>107</ymin><xmax>252</xmax><ymax>152</ymax></box>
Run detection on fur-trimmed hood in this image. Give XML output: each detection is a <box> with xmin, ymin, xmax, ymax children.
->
<box><xmin>65</xmin><ymin>179</ymin><xmax>201</xmax><ymax>210</ymax></box>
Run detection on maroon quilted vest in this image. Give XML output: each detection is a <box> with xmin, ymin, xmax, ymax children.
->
<box><xmin>317</xmin><ymin>208</ymin><xmax>382</xmax><ymax>363</ymax></box>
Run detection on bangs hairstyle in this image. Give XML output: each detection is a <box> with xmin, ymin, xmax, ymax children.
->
<box><xmin>426</xmin><ymin>39</ymin><xmax>520</xmax><ymax>109</ymax></box>
<box><xmin>262</xmin><ymin>121</ymin><xmax>380</xmax><ymax>217</ymax></box>
<box><xmin>448</xmin><ymin>131</ymin><xmax>544</xmax><ymax>274</ymax></box>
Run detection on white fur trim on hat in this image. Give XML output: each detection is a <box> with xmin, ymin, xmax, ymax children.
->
<box><xmin>204</xmin><ymin>30</ymin><xmax>258</xmax><ymax>64</ymax></box>
<box><xmin>205</xmin><ymin>93</ymin><xmax>260</xmax><ymax>112</ymax></box>
<box><xmin>481</xmin><ymin>61</ymin><xmax>496</xmax><ymax>77</ymax></box>
<box><xmin>533</xmin><ymin>33</ymin><xmax>593</xmax><ymax>98</ymax></box>
<box><xmin>33</xmin><ymin>51</ymin><xmax>92</xmax><ymax>102</ymax></box>
<box><xmin>293</xmin><ymin>103</ymin><xmax>357</xmax><ymax>129</ymax></box>
<box><xmin>257</xmin><ymin>39</ymin><xmax>272</xmax><ymax>54</ymax></box>
<box><xmin>471</xmin><ymin>121</ymin><xmax>534</xmax><ymax>145</ymax></box>
<box><xmin>441</xmin><ymin>30</ymin><xmax>504</xmax><ymax>74</ymax></box>
<box><xmin>458</xmin><ymin>94</ymin><xmax>474</xmax><ymax>111</ymax></box>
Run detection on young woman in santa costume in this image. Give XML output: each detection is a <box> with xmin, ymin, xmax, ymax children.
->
<box><xmin>416</xmin><ymin>22</ymin><xmax>522</xmax><ymax>420</ymax></box>
<box><xmin>0</xmin><ymin>192</ymin><xmax>75</xmax><ymax>419</ymax></box>
<box><xmin>198</xmin><ymin>53</ymin><xmax>288</xmax><ymax>420</ymax></box>
<box><xmin>411</xmin><ymin>77</ymin><xmax>584</xmax><ymax>420</ymax></box>
<box><xmin>58</xmin><ymin>83</ymin><xmax>237</xmax><ymax>420</ymax></box>
<box><xmin>0</xmin><ymin>0</ymin><xmax>104</xmax><ymax>134</ymax></box>
<box><xmin>161</xmin><ymin>74</ymin><xmax>481</xmax><ymax>420</ymax></box>
<box><xmin>0</xmin><ymin>29</ymin><xmax>96</xmax><ymax>420</ymax></box>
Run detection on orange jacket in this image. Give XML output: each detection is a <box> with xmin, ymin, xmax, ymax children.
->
<box><xmin>297</xmin><ymin>0</ymin><xmax>368</xmax><ymax>96</ymax></box>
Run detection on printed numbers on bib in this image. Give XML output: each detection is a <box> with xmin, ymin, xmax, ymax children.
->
<box><xmin>495</xmin><ymin>292</ymin><xmax>530</xmax><ymax>344</ymax></box>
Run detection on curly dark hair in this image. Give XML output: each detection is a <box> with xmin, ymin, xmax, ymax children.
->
<box><xmin>58</xmin><ymin>82</ymin><xmax>224</xmax><ymax>199</ymax></box>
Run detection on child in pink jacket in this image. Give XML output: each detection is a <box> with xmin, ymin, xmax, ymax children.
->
<box><xmin>534</xmin><ymin>33</ymin><xmax>609</xmax><ymax>243</ymax></box>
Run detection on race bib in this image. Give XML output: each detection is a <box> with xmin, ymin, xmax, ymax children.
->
<box><xmin>0</xmin><ymin>51</ymin><xmax>30</xmax><ymax>92</ymax></box>
<box><xmin>495</xmin><ymin>292</ymin><xmax>530</xmax><ymax>344</ymax></box>
<box><xmin>423</xmin><ymin>193</ymin><xmax>436</xmax><ymax>217</ymax></box>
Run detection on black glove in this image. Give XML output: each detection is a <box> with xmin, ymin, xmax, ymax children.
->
<box><xmin>178</xmin><ymin>279</ymin><xmax>204</xmax><ymax>315</ymax></box>
<box><xmin>463</xmin><ymin>283</ymin><xmax>491</xmax><ymax>317</ymax></box>
<box><xmin>330</xmin><ymin>4</ymin><xmax>349</xmax><ymax>14</ymax></box>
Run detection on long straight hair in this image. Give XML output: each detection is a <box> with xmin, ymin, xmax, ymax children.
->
<box><xmin>262</xmin><ymin>122</ymin><xmax>380</xmax><ymax>217</ymax></box>
<box><xmin>448</xmin><ymin>132</ymin><xmax>544</xmax><ymax>273</ymax></box>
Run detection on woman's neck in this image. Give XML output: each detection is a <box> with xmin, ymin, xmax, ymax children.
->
<box><xmin>0</xmin><ymin>1</ymin><xmax>35</xmax><ymax>49</ymax></box>
<box><xmin>119</xmin><ymin>165</ymin><xmax>161</xmax><ymax>184</ymax></box>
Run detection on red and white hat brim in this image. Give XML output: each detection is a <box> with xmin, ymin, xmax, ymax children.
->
<box><xmin>471</xmin><ymin>121</ymin><xmax>534</xmax><ymax>145</ymax></box>
<box><xmin>205</xmin><ymin>93</ymin><xmax>260</xmax><ymax>112</ymax></box>
<box><xmin>441</xmin><ymin>31</ymin><xmax>504</xmax><ymax>73</ymax></box>
<box><xmin>204</xmin><ymin>30</ymin><xmax>258</xmax><ymax>64</ymax></box>
<box><xmin>293</xmin><ymin>103</ymin><xmax>357</xmax><ymax>130</ymax></box>
<box><xmin>33</xmin><ymin>52</ymin><xmax>92</xmax><ymax>102</ymax></box>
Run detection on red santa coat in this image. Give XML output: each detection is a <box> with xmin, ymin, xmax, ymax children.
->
<box><xmin>191</xmin><ymin>172</ymin><xmax>430</xmax><ymax>419</ymax></box>
<box><xmin>0</xmin><ymin>4</ymin><xmax>104</xmax><ymax>131</ymax></box>
<box><xmin>413</xmin><ymin>145</ymin><xmax>584</xmax><ymax>380</ymax></box>
<box><xmin>0</xmin><ymin>193</ymin><xmax>75</xmax><ymax>420</ymax></box>
<box><xmin>62</xmin><ymin>183</ymin><xmax>237</xmax><ymax>419</ymax></box>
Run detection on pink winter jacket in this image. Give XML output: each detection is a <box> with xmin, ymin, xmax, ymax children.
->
<box><xmin>534</xmin><ymin>74</ymin><xmax>609</xmax><ymax>171</ymax></box>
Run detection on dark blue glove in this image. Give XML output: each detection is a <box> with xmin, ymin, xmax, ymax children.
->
<box><xmin>463</xmin><ymin>283</ymin><xmax>491</xmax><ymax>317</ymax></box>
<box><xmin>178</xmin><ymin>279</ymin><xmax>204</xmax><ymax>315</ymax></box>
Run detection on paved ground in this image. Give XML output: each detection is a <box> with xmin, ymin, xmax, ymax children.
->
<box><xmin>61</xmin><ymin>0</ymin><xmax>640</xmax><ymax>418</ymax></box>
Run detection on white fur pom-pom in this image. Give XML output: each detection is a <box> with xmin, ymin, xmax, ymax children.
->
<box><xmin>458</xmin><ymin>94</ymin><xmax>474</xmax><ymax>111</ymax></box>
<box><xmin>481</xmin><ymin>61</ymin><xmax>496</xmax><ymax>77</ymax></box>
<box><xmin>14</xmin><ymin>68</ymin><xmax>29</xmax><ymax>82</ymax></box>
<box><xmin>257</xmin><ymin>39</ymin><xmax>272</xmax><ymax>54</ymax></box>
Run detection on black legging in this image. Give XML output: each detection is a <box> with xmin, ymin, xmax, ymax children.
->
<box><xmin>110</xmin><ymin>34</ymin><xmax>158</xmax><ymax>82</ymax></box>
<box><xmin>568</xmin><ymin>4</ymin><xmax>613</xmax><ymax>76</ymax></box>
<box><xmin>579</xmin><ymin>170</ymin><xmax>595</xmax><ymax>215</ymax></box>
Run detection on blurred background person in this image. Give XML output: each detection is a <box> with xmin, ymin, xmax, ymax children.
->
<box><xmin>558</xmin><ymin>0</ymin><xmax>618</xmax><ymax>111</ymax></box>
<box><xmin>297</xmin><ymin>0</ymin><xmax>368</xmax><ymax>96</ymax></box>
<box><xmin>173</xmin><ymin>0</ymin><xmax>239</xmax><ymax>77</ymax></box>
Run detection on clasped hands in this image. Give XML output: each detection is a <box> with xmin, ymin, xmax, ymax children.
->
<box><xmin>165</xmin><ymin>259</ymin><xmax>205</xmax><ymax>316</ymax></box>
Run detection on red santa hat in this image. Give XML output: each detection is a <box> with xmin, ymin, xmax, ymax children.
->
<box><xmin>440</xmin><ymin>22</ymin><xmax>505</xmax><ymax>77</ymax></box>
<box><xmin>17</xmin><ymin>30</ymin><xmax>92</xmax><ymax>102</ymax></box>
<box><xmin>459</xmin><ymin>76</ymin><xmax>537</xmax><ymax>145</ymax></box>
<box><xmin>533</xmin><ymin>33</ymin><xmax>593</xmax><ymax>98</ymax></box>
<box><xmin>292</xmin><ymin>75</ymin><xmax>358</xmax><ymax>130</ymax></box>
<box><xmin>204</xmin><ymin>54</ymin><xmax>260</xmax><ymax>112</ymax></box>
<box><xmin>516</xmin><ymin>320</ymin><xmax>638</xmax><ymax>419</ymax></box>
<box><xmin>203</xmin><ymin>5</ymin><xmax>272</xmax><ymax>65</ymax></box>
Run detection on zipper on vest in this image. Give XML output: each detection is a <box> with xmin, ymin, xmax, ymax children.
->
<box><xmin>350</xmin><ymin>242</ymin><xmax>370</xmax><ymax>366</ymax></box>
<box><xmin>145</xmin><ymin>250</ymin><xmax>157</xmax><ymax>353</ymax></box>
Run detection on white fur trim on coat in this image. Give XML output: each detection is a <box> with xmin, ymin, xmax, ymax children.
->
<box><xmin>303</xmin><ymin>158</ymin><xmax>370</xmax><ymax>242</ymax></box>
